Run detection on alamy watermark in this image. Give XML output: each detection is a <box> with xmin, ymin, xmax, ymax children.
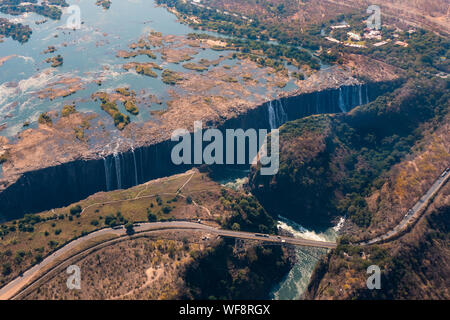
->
<box><xmin>366</xmin><ymin>5</ymin><xmax>381</xmax><ymax>30</ymax></box>
<box><xmin>66</xmin><ymin>5</ymin><xmax>81</xmax><ymax>30</ymax></box>
<box><xmin>366</xmin><ymin>265</ymin><xmax>381</xmax><ymax>289</ymax></box>
<box><xmin>171</xmin><ymin>121</ymin><xmax>279</xmax><ymax>175</ymax></box>
<box><xmin>66</xmin><ymin>265</ymin><xmax>81</xmax><ymax>290</ymax></box>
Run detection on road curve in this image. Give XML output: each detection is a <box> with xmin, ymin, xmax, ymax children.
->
<box><xmin>0</xmin><ymin>221</ymin><xmax>336</xmax><ymax>300</ymax></box>
<box><xmin>360</xmin><ymin>167</ymin><xmax>450</xmax><ymax>246</ymax></box>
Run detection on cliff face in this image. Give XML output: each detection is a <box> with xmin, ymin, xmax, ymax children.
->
<box><xmin>305</xmin><ymin>185</ymin><xmax>449</xmax><ymax>300</ymax></box>
<box><xmin>255</xmin><ymin>77</ymin><xmax>449</xmax><ymax>300</ymax></box>
<box><xmin>0</xmin><ymin>82</ymin><xmax>390</xmax><ymax>221</ymax></box>
<box><xmin>182</xmin><ymin>238</ymin><xmax>294</xmax><ymax>300</ymax></box>
<box><xmin>249</xmin><ymin>78</ymin><xmax>448</xmax><ymax>230</ymax></box>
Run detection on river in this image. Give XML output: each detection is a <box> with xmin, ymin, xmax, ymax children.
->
<box><xmin>270</xmin><ymin>216</ymin><xmax>343</xmax><ymax>300</ymax></box>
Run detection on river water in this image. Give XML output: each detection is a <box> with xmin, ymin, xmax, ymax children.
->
<box><xmin>0</xmin><ymin>0</ymin><xmax>299</xmax><ymax>138</ymax></box>
<box><xmin>217</xmin><ymin>173</ymin><xmax>344</xmax><ymax>300</ymax></box>
<box><xmin>270</xmin><ymin>216</ymin><xmax>343</xmax><ymax>300</ymax></box>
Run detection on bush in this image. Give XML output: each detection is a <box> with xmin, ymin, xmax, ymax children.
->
<box><xmin>70</xmin><ymin>205</ymin><xmax>82</xmax><ymax>215</ymax></box>
<box><xmin>61</xmin><ymin>105</ymin><xmax>76</xmax><ymax>117</ymax></box>
<box><xmin>125</xmin><ymin>223</ymin><xmax>135</xmax><ymax>235</ymax></box>
<box><xmin>147</xmin><ymin>210</ymin><xmax>157</xmax><ymax>222</ymax></box>
<box><xmin>34</xmin><ymin>254</ymin><xmax>43</xmax><ymax>264</ymax></box>
<box><xmin>162</xmin><ymin>205</ymin><xmax>172</xmax><ymax>214</ymax></box>
<box><xmin>38</xmin><ymin>112</ymin><xmax>52</xmax><ymax>126</ymax></box>
<box><xmin>2</xmin><ymin>263</ymin><xmax>11</xmax><ymax>276</ymax></box>
<box><xmin>231</xmin><ymin>223</ymin><xmax>240</xmax><ymax>231</ymax></box>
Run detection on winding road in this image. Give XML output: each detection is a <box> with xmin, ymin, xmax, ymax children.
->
<box><xmin>360</xmin><ymin>167</ymin><xmax>450</xmax><ymax>245</ymax></box>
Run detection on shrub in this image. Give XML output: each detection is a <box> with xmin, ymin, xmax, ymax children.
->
<box><xmin>70</xmin><ymin>205</ymin><xmax>82</xmax><ymax>215</ymax></box>
<box><xmin>147</xmin><ymin>210</ymin><xmax>157</xmax><ymax>222</ymax></box>
<box><xmin>61</xmin><ymin>105</ymin><xmax>76</xmax><ymax>117</ymax></box>
<box><xmin>162</xmin><ymin>205</ymin><xmax>172</xmax><ymax>214</ymax></box>
<box><xmin>125</xmin><ymin>223</ymin><xmax>135</xmax><ymax>235</ymax></box>
<box><xmin>2</xmin><ymin>263</ymin><xmax>11</xmax><ymax>276</ymax></box>
<box><xmin>38</xmin><ymin>112</ymin><xmax>52</xmax><ymax>126</ymax></box>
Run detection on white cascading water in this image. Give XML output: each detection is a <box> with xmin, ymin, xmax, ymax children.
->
<box><xmin>131</xmin><ymin>147</ymin><xmax>138</xmax><ymax>186</ymax></box>
<box><xmin>268</xmin><ymin>99</ymin><xmax>288</xmax><ymax>129</ymax></box>
<box><xmin>268</xmin><ymin>100</ymin><xmax>277</xmax><ymax>129</ymax></box>
<box><xmin>270</xmin><ymin>216</ymin><xmax>343</xmax><ymax>300</ymax></box>
<box><xmin>276</xmin><ymin>99</ymin><xmax>288</xmax><ymax>126</ymax></box>
<box><xmin>338</xmin><ymin>87</ymin><xmax>346</xmax><ymax>112</ymax></box>
<box><xmin>114</xmin><ymin>153</ymin><xmax>122</xmax><ymax>189</ymax></box>
<box><xmin>359</xmin><ymin>84</ymin><xmax>363</xmax><ymax>106</ymax></box>
<box><xmin>103</xmin><ymin>157</ymin><xmax>112</xmax><ymax>191</ymax></box>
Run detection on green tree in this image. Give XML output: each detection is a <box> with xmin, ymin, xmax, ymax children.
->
<box><xmin>147</xmin><ymin>210</ymin><xmax>157</xmax><ymax>222</ymax></box>
<box><xmin>2</xmin><ymin>263</ymin><xmax>11</xmax><ymax>276</ymax></box>
<box><xmin>70</xmin><ymin>205</ymin><xmax>82</xmax><ymax>215</ymax></box>
<box><xmin>125</xmin><ymin>222</ymin><xmax>135</xmax><ymax>236</ymax></box>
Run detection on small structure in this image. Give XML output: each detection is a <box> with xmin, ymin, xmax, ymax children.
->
<box><xmin>395</xmin><ymin>40</ymin><xmax>409</xmax><ymax>47</ymax></box>
<box><xmin>325</xmin><ymin>36</ymin><xmax>341</xmax><ymax>44</ymax></box>
<box><xmin>373</xmin><ymin>40</ymin><xmax>388</xmax><ymax>47</ymax></box>
<box><xmin>331</xmin><ymin>24</ymin><xmax>350</xmax><ymax>29</ymax></box>
<box><xmin>364</xmin><ymin>30</ymin><xmax>382</xmax><ymax>40</ymax></box>
<box><xmin>347</xmin><ymin>32</ymin><xmax>361</xmax><ymax>41</ymax></box>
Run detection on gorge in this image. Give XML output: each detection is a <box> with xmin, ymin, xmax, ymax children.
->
<box><xmin>0</xmin><ymin>82</ymin><xmax>395</xmax><ymax>221</ymax></box>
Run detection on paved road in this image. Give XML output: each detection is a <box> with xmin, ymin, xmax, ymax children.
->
<box><xmin>361</xmin><ymin>167</ymin><xmax>450</xmax><ymax>245</ymax></box>
<box><xmin>0</xmin><ymin>221</ymin><xmax>336</xmax><ymax>300</ymax></box>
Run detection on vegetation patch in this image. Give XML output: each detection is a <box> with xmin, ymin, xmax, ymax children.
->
<box><xmin>92</xmin><ymin>92</ymin><xmax>130</xmax><ymax>130</ymax></box>
<box><xmin>162</xmin><ymin>69</ymin><xmax>185</xmax><ymax>85</ymax></box>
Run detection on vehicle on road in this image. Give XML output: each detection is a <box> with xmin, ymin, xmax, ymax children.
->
<box><xmin>255</xmin><ymin>233</ymin><xmax>269</xmax><ymax>238</ymax></box>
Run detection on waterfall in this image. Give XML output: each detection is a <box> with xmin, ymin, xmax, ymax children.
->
<box><xmin>268</xmin><ymin>99</ymin><xmax>288</xmax><ymax>129</ymax></box>
<box><xmin>139</xmin><ymin>147</ymin><xmax>144</xmax><ymax>184</ymax></box>
<box><xmin>276</xmin><ymin>99</ymin><xmax>288</xmax><ymax>126</ymax></box>
<box><xmin>103</xmin><ymin>157</ymin><xmax>111</xmax><ymax>191</ymax></box>
<box><xmin>359</xmin><ymin>84</ymin><xmax>363</xmax><ymax>106</ymax></box>
<box><xmin>366</xmin><ymin>85</ymin><xmax>369</xmax><ymax>105</ymax></box>
<box><xmin>338</xmin><ymin>87</ymin><xmax>346</xmax><ymax>112</ymax></box>
<box><xmin>114</xmin><ymin>153</ymin><xmax>122</xmax><ymax>189</ymax></box>
<box><xmin>132</xmin><ymin>148</ymin><xmax>138</xmax><ymax>186</ymax></box>
<box><xmin>268</xmin><ymin>101</ymin><xmax>277</xmax><ymax>129</ymax></box>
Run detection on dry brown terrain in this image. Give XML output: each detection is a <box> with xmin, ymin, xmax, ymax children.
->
<box><xmin>24</xmin><ymin>232</ymin><xmax>206</xmax><ymax>300</ymax></box>
<box><xmin>206</xmin><ymin>0</ymin><xmax>449</xmax><ymax>35</ymax></box>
